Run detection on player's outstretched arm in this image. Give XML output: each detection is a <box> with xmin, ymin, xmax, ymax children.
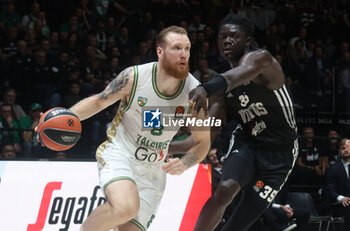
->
<box><xmin>70</xmin><ymin>67</ymin><xmax>134</xmax><ymax>120</ymax></box>
<box><xmin>163</xmin><ymin>107</ymin><xmax>211</xmax><ymax>175</ymax></box>
<box><xmin>189</xmin><ymin>50</ymin><xmax>280</xmax><ymax>113</ymax></box>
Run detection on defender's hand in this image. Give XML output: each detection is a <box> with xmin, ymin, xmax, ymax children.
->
<box><xmin>188</xmin><ymin>86</ymin><xmax>208</xmax><ymax>115</ymax></box>
<box><xmin>162</xmin><ymin>158</ymin><xmax>186</xmax><ymax>175</ymax></box>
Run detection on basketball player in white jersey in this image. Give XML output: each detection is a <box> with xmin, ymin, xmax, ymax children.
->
<box><xmin>65</xmin><ymin>26</ymin><xmax>210</xmax><ymax>231</ymax></box>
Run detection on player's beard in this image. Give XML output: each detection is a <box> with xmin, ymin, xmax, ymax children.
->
<box><xmin>163</xmin><ymin>55</ymin><xmax>189</xmax><ymax>80</ymax></box>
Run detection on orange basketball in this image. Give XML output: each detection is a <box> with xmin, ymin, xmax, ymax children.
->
<box><xmin>36</xmin><ymin>107</ymin><xmax>82</xmax><ymax>151</ymax></box>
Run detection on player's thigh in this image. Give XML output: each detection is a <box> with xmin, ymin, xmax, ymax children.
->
<box><xmin>105</xmin><ymin>180</ymin><xmax>139</xmax><ymax>210</ymax></box>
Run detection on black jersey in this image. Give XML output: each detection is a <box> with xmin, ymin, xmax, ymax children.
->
<box><xmin>226</xmin><ymin>82</ymin><xmax>297</xmax><ymax>145</ymax></box>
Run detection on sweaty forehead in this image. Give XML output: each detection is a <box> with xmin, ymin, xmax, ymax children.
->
<box><xmin>165</xmin><ymin>32</ymin><xmax>190</xmax><ymax>46</ymax></box>
<box><xmin>220</xmin><ymin>24</ymin><xmax>241</xmax><ymax>33</ymax></box>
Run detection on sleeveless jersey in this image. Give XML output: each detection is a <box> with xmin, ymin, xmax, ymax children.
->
<box><xmin>226</xmin><ymin>82</ymin><xmax>297</xmax><ymax>145</ymax></box>
<box><xmin>97</xmin><ymin>62</ymin><xmax>199</xmax><ymax>164</ymax></box>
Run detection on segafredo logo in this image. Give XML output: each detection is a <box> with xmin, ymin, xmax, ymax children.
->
<box><xmin>27</xmin><ymin>182</ymin><xmax>105</xmax><ymax>231</ymax></box>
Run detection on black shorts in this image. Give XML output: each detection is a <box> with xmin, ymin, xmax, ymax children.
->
<box><xmin>222</xmin><ymin>127</ymin><xmax>297</xmax><ymax>192</ymax></box>
<box><xmin>219</xmin><ymin>126</ymin><xmax>298</xmax><ymax>231</ymax></box>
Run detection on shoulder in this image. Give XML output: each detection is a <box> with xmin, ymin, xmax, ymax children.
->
<box><xmin>241</xmin><ymin>49</ymin><xmax>273</xmax><ymax>65</ymax></box>
<box><xmin>118</xmin><ymin>66</ymin><xmax>135</xmax><ymax>81</ymax></box>
<box><xmin>134</xmin><ymin>62</ymin><xmax>157</xmax><ymax>86</ymax></box>
<box><xmin>184</xmin><ymin>73</ymin><xmax>200</xmax><ymax>92</ymax></box>
<box><xmin>135</xmin><ymin>62</ymin><xmax>156</xmax><ymax>72</ymax></box>
<box><xmin>329</xmin><ymin>162</ymin><xmax>343</xmax><ymax>172</ymax></box>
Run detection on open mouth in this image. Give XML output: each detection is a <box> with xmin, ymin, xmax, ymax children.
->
<box><xmin>223</xmin><ymin>49</ymin><xmax>232</xmax><ymax>55</ymax></box>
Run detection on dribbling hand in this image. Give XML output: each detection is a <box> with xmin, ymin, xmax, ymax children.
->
<box><xmin>34</xmin><ymin>112</ymin><xmax>45</xmax><ymax>147</ymax></box>
<box><xmin>162</xmin><ymin>158</ymin><xmax>186</xmax><ymax>175</ymax></box>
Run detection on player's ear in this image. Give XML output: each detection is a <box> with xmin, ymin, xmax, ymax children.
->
<box><xmin>245</xmin><ymin>36</ymin><xmax>252</xmax><ymax>47</ymax></box>
<box><xmin>156</xmin><ymin>46</ymin><xmax>163</xmax><ymax>58</ymax></box>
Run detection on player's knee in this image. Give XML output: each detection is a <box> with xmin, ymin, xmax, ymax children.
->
<box><xmin>110</xmin><ymin>199</ymin><xmax>139</xmax><ymax>222</ymax></box>
<box><xmin>214</xmin><ymin>179</ymin><xmax>240</xmax><ymax>205</ymax></box>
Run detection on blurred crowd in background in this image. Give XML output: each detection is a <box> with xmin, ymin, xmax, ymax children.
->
<box><xmin>0</xmin><ymin>0</ymin><xmax>349</xmax><ymax>160</ymax></box>
<box><xmin>1</xmin><ymin>1</ymin><xmax>350</xmax><ymax>230</ymax></box>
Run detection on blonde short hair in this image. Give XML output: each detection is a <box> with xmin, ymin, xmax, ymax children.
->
<box><xmin>156</xmin><ymin>26</ymin><xmax>187</xmax><ymax>48</ymax></box>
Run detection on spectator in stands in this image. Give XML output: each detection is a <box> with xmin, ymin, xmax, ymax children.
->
<box><xmin>322</xmin><ymin>36</ymin><xmax>336</xmax><ymax>65</ymax></box>
<box><xmin>19</xmin><ymin>103</ymin><xmax>42</xmax><ymax>158</ymax></box>
<box><xmin>64</xmin><ymin>32</ymin><xmax>82</xmax><ymax>65</ymax></box>
<box><xmin>24</xmin><ymin>28</ymin><xmax>40</xmax><ymax>54</ymax></box>
<box><xmin>200</xmin><ymin>72</ymin><xmax>211</xmax><ymax>84</ymax></box>
<box><xmin>75</xmin><ymin>7</ymin><xmax>92</xmax><ymax>34</ymax></box>
<box><xmin>83</xmin><ymin>58</ymin><xmax>104</xmax><ymax>94</ymax></box>
<box><xmin>306</xmin><ymin>41</ymin><xmax>315</xmax><ymax>59</ymax></box>
<box><xmin>287</xmin><ymin>39</ymin><xmax>307</xmax><ymax>85</ymax></box>
<box><xmin>305</xmin><ymin>46</ymin><xmax>331</xmax><ymax>96</ymax></box>
<box><xmin>31</xmin><ymin>19</ymin><xmax>49</xmax><ymax>40</ymax></box>
<box><xmin>96</xmin><ymin>20</ymin><xmax>107</xmax><ymax>52</ymax></box>
<box><xmin>105</xmin><ymin>16</ymin><xmax>118</xmax><ymax>38</ymax></box>
<box><xmin>325</xmin><ymin>138</ymin><xmax>350</xmax><ymax>230</ymax></box>
<box><xmin>0</xmin><ymin>88</ymin><xmax>26</xmax><ymax>121</ymax></box>
<box><xmin>52</xmin><ymin>151</ymin><xmax>68</xmax><ymax>160</ymax></box>
<box><xmin>207</xmin><ymin>148</ymin><xmax>222</xmax><ymax>193</ymax></box>
<box><xmin>60</xmin><ymin>15</ymin><xmax>84</xmax><ymax>38</ymax></box>
<box><xmin>0</xmin><ymin>142</ymin><xmax>16</xmax><ymax>159</ymax></box>
<box><xmin>7</xmin><ymin>40</ymin><xmax>33</xmax><ymax>101</ymax></box>
<box><xmin>29</xmin><ymin>49</ymin><xmax>59</xmax><ymax>108</ymax></box>
<box><xmin>61</xmin><ymin>82</ymin><xmax>82</xmax><ymax>108</ymax></box>
<box><xmin>48</xmin><ymin>31</ymin><xmax>60</xmax><ymax>58</ymax></box>
<box><xmin>262</xmin><ymin>23</ymin><xmax>285</xmax><ymax>55</ymax></box>
<box><xmin>106</xmin><ymin>37</ymin><xmax>116</xmax><ymax>52</ymax></box>
<box><xmin>21</xmin><ymin>1</ymin><xmax>41</xmax><ymax>29</ymax></box>
<box><xmin>258</xmin><ymin>184</ymin><xmax>310</xmax><ymax>231</ymax></box>
<box><xmin>1</xmin><ymin>26</ymin><xmax>19</xmax><ymax>57</ymax></box>
<box><xmin>336</xmin><ymin>51</ymin><xmax>350</xmax><ymax>113</ymax></box>
<box><xmin>137</xmin><ymin>40</ymin><xmax>154</xmax><ymax>64</ymax></box>
<box><xmin>116</xmin><ymin>26</ymin><xmax>134</xmax><ymax>67</ymax></box>
<box><xmin>341</xmin><ymin>6</ymin><xmax>350</xmax><ymax>40</ymax></box>
<box><xmin>0</xmin><ymin>104</ymin><xmax>21</xmax><ymax>154</ymax></box>
<box><xmin>320</xmin><ymin>129</ymin><xmax>341</xmax><ymax>168</ymax></box>
<box><xmin>108</xmin><ymin>57</ymin><xmax>122</xmax><ymax>79</ymax></box>
<box><xmin>295</xmin><ymin>126</ymin><xmax>324</xmax><ymax>185</ymax></box>
<box><xmin>0</xmin><ymin>3</ymin><xmax>21</xmax><ymax>29</ymax></box>
<box><xmin>192</xmin><ymin>58</ymin><xmax>218</xmax><ymax>81</ymax></box>
<box><xmin>289</xmin><ymin>27</ymin><xmax>308</xmax><ymax>51</ymax></box>
<box><xmin>189</xmin><ymin>14</ymin><xmax>206</xmax><ymax>32</ymax></box>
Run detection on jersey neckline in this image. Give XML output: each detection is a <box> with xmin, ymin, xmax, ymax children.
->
<box><xmin>152</xmin><ymin>62</ymin><xmax>185</xmax><ymax>100</ymax></box>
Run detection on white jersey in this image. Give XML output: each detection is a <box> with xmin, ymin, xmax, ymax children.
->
<box><xmin>97</xmin><ymin>62</ymin><xmax>199</xmax><ymax>165</ymax></box>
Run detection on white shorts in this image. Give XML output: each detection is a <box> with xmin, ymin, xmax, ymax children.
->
<box><xmin>96</xmin><ymin>140</ymin><xmax>166</xmax><ymax>231</ymax></box>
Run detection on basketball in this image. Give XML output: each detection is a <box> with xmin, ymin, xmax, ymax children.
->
<box><xmin>36</xmin><ymin>107</ymin><xmax>82</xmax><ymax>151</ymax></box>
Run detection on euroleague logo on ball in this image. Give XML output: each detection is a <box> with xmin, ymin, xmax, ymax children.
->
<box><xmin>67</xmin><ymin>119</ymin><xmax>74</xmax><ymax>127</ymax></box>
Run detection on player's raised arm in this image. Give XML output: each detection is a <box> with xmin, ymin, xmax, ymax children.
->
<box><xmin>220</xmin><ymin>50</ymin><xmax>285</xmax><ymax>92</ymax></box>
<box><xmin>70</xmin><ymin>67</ymin><xmax>134</xmax><ymax>120</ymax></box>
<box><xmin>189</xmin><ymin>50</ymin><xmax>282</xmax><ymax>113</ymax></box>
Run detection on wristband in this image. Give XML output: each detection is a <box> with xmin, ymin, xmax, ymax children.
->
<box><xmin>200</xmin><ymin>74</ymin><xmax>227</xmax><ymax>96</ymax></box>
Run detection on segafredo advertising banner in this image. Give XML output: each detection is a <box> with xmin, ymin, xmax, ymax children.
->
<box><xmin>0</xmin><ymin>161</ymin><xmax>211</xmax><ymax>231</ymax></box>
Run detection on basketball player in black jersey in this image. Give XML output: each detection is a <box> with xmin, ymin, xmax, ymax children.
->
<box><xmin>189</xmin><ymin>14</ymin><xmax>299</xmax><ymax>231</ymax></box>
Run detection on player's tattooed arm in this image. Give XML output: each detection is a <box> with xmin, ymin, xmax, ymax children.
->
<box><xmin>69</xmin><ymin>67</ymin><xmax>133</xmax><ymax>121</ymax></box>
<box><xmin>98</xmin><ymin>67</ymin><xmax>132</xmax><ymax>99</ymax></box>
<box><xmin>181</xmin><ymin>152</ymin><xmax>199</xmax><ymax>168</ymax></box>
